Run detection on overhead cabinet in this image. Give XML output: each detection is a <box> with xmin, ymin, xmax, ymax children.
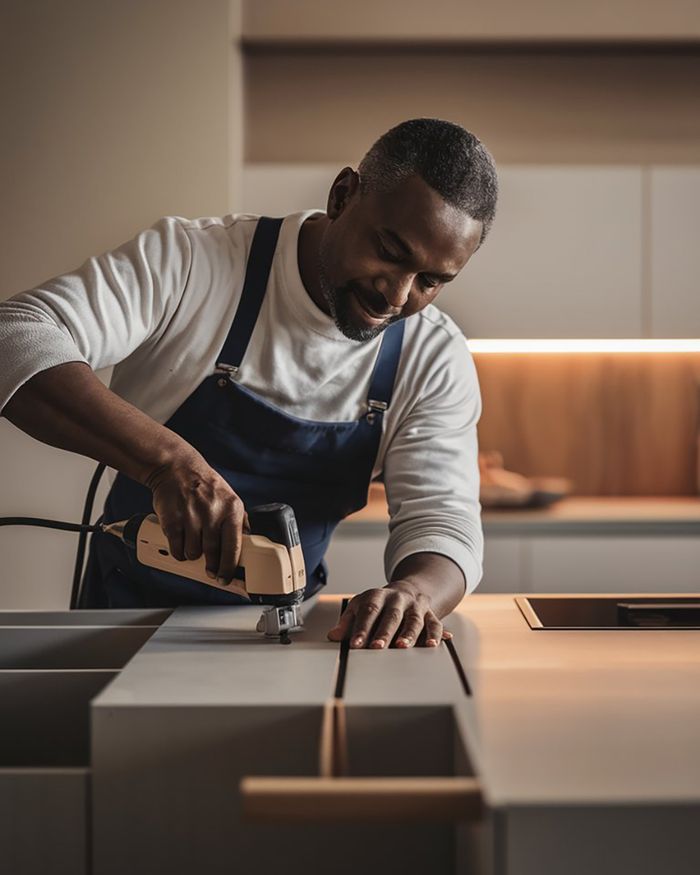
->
<box><xmin>243</xmin><ymin>164</ymin><xmax>700</xmax><ymax>338</ymax></box>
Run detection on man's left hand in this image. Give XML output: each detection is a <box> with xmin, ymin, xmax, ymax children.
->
<box><xmin>326</xmin><ymin>581</ymin><xmax>453</xmax><ymax>649</ymax></box>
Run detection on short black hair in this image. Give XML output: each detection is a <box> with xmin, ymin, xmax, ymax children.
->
<box><xmin>358</xmin><ymin>118</ymin><xmax>498</xmax><ymax>243</ymax></box>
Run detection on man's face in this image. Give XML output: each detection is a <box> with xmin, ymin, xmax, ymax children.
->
<box><xmin>318</xmin><ymin>170</ymin><xmax>483</xmax><ymax>342</ymax></box>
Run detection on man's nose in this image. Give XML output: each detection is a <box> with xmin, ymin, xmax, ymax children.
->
<box><xmin>374</xmin><ymin>274</ymin><xmax>413</xmax><ymax>310</ymax></box>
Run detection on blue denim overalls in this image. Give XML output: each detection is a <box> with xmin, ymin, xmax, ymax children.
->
<box><xmin>80</xmin><ymin>217</ymin><xmax>405</xmax><ymax>608</ymax></box>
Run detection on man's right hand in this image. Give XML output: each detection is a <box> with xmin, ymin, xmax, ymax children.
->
<box><xmin>1</xmin><ymin>362</ymin><xmax>247</xmax><ymax>586</ymax></box>
<box><xmin>145</xmin><ymin>448</ymin><xmax>247</xmax><ymax>586</ymax></box>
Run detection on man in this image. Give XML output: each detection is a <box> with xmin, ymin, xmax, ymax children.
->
<box><xmin>0</xmin><ymin>118</ymin><xmax>497</xmax><ymax>649</ymax></box>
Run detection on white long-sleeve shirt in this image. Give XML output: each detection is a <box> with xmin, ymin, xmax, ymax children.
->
<box><xmin>0</xmin><ymin>211</ymin><xmax>483</xmax><ymax>591</ymax></box>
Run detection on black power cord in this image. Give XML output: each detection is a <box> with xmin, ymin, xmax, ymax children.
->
<box><xmin>0</xmin><ymin>462</ymin><xmax>107</xmax><ymax>610</ymax></box>
<box><xmin>0</xmin><ymin>517</ymin><xmax>100</xmax><ymax>533</ymax></box>
<box><xmin>70</xmin><ymin>462</ymin><xmax>106</xmax><ymax>609</ymax></box>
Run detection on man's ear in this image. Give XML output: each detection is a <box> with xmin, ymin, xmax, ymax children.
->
<box><xmin>326</xmin><ymin>167</ymin><xmax>360</xmax><ymax>219</ymax></box>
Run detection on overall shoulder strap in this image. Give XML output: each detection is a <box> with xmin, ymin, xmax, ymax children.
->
<box><xmin>365</xmin><ymin>319</ymin><xmax>406</xmax><ymax>416</ymax></box>
<box><xmin>216</xmin><ymin>217</ymin><xmax>283</xmax><ymax>372</ymax></box>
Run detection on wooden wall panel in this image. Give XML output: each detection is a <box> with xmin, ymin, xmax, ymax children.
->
<box><xmin>474</xmin><ymin>353</ymin><xmax>700</xmax><ymax>495</ymax></box>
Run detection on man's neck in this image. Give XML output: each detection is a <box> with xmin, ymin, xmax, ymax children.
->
<box><xmin>297</xmin><ymin>213</ymin><xmax>331</xmax><ymax>316</ymax></box>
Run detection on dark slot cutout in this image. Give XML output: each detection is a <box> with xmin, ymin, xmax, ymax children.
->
<box><xmin>0</xmin><ymin>609</ymin><xmax>171</xmax><ymax>627</ymax></box>
<box><xmin>0</xmin><ymin>670</ymin><xmax>117</xmax><ymax>767</ymax></box>
<box><xmin>333</xmin><ymin>597</ymin><xmax>351</xmax><ymax>699</ymax></box>
<box><xmin>344</xmin><ymin>705</ymin><xmax>473</xmax><ymax>779</ymax></box>
<box><xmin>445</xmin><ymin>638</ymin><xmax>472</xmax><ymax>696</ymax></box>
<box><xmin>0</xmin><ymin>625</ymin><xmax>159</xmax><ymax>670</ymax></box>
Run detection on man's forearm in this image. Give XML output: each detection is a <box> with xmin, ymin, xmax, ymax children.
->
<box><xmin>2</xmin><ymin>362</ymin><xmax>192</xmax><ymax>485</ymax></box>
<box><xmin>389</xmin><ymin>552</ymin><xmax>466</xmax><ymax>618</ymax></box>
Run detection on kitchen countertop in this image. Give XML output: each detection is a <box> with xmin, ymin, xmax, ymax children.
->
<box><xmin>342</xmin><ymin>488</ymin><xmax>700</xmax><ymax>536</ymax></box>
<box><xmin>89</xmin><ymin>594</ymin><xmax>700</xmax><ymax>874</ymax></box>
<box><xmin>448</xmin><ymin>593</ymin><xmax>700</xmax><ymax>806</ymax></box>
<box><xmin>93</xmin><ymin>593</ymin><xmax>700</xmax><ymax>807</ymax></box>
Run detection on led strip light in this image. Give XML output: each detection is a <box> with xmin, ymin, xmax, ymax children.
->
<box><xmin>468</xmin><ymin>339</ymin><xmax>700</xmax><ymax>354</ymax></box>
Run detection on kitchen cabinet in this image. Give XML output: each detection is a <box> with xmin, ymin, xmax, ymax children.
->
<box><xmin>529</xmin><ymin>535</ymin><xmax>700</xmax><ymax>592</ymax></box>
<box><xmin>651</xmin><ymin>167</ymin><xmax>700</xmax><ymax>337</ymax></box>
<box><xmin>324</xmin><ymin>529</ymin><xmax>386</xmax><ymax>594</ymax></box>
<box><xmin>440</xmin><ymin>166</ymin><xmax>643</xmax><ymax>338</ymax></box>
<box><xmin>0</xmin><ymin>609</ymin><xmax>167</xmax><ymax>875</ymax></box>
<box><xmin>243</xmin><ymin>163</ymin><xmax>700</xmax><ymax>339</ymax></box>
<box><xmin>3</xmin><ymin>596</ymin><xmax>700</xmax><ymax>874</ymax></box>
<box><xmin>480</xmin><ymin>536</ymin><xmax>525</xmax><ymax>592</ymax></box>
<box><xmin>325</xmin><ymin>532</ymin><xmax>525</xmax><ymax>594</ymax></box>
<box><xmin>327</xmin><ymin>498</ymin><xmax>700</xmax><ymax>595</ymax></box>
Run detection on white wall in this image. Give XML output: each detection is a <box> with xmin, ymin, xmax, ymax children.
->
<box><xmin>0</xmin><ymin>0</ymin><xmax>241</xmax><ymax>608</ymax></box>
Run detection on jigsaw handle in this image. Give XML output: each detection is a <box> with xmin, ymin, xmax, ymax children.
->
<box><xmin>103</xmin><ymin>504</ymin><xmax>306</xmax><ymax>600</ymax></box>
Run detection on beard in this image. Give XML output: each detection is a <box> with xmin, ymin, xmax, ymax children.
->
<box><xmin>318</xmin><ymin>246</ymin><xmax>401</xmax><ymax>343</ymax></box>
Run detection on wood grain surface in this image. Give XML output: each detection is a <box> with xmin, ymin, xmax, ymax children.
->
<box><xmin>474</xmin><ymin>353</ymin><xmax>700</xmax><ymax>495</ymax></box>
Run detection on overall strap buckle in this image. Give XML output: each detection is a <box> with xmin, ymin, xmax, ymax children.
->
<box><xmin>366</xmin><ymin>398</ymin><xmax>388</xmax><ymax>424</ymax></box>
<box><xmin>216</xmin><ymin>362</ymin><xmax>239</xmax><ymax>387</ymax></box>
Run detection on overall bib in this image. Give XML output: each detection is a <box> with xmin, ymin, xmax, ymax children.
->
<box><xmin>80</xmin><ymin>217</ymin><xmax>405</xmax><ymax>609</ymax></box>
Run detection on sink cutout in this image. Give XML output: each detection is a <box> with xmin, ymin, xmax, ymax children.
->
<box><xmin>517</xmin><ymin>596</ymin><xmax>700</xmax><ymax>630</ymax></box>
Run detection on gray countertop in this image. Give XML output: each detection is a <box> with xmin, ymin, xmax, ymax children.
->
<box><xmin>93</xmin><ymin>593</ymin><xmax>700</xmax><ymax>807</ymax></box>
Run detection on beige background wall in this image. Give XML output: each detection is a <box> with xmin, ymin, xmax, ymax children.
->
<box><xmin>0</xmin><ymin>0</ymin><xmax>241</xmax><ymax>607</ymax></box>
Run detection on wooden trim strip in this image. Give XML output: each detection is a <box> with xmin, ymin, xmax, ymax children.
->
<box><xmin>240</xmin><ymin>776</ymin><xmax>483</xmax><ymax>823</ymax></box>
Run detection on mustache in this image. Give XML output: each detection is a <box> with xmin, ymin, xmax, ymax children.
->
<box><xmin>345</xmin><ymin>283</ymin><xmax>398</xmax><ymax>318</ymax></box>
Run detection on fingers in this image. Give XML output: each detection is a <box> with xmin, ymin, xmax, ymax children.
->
<box><xmin>183</xmin><ymin>517</ymin><xmax>202</xmax><ymax>562</ymax></box>
<box><xmin>202</xmin><ymin>522</ymin><xmax>222</xmax><ymax>581</ymax></box>
<box><xmin>326</xmin><ymin>589</ymin><xmax>448</xmax><ymax>650</ymax></box>
<box><xmin>327</xmin><ymin>602</ymin><xmax>357</xmax><ymax>642</ymax></box>
<box><xmin>203</xmin><ymin>496</ymin><xmax>245</xmax><ymax>585</ymax></box>
<box><xmin>394</xmin><ymin>608</ymin><xmax>425</xmax><ymax>649</ymax></box>
<box><xmin>161</xmin><ymin>519</ymin><xmax>185</xmax><ymax>562</ymax></box>
<box><xmin>420</xmin><ymin>611</ymin><xmax>443</xmax><ymax>648</ymax></box>
<box><xmin>349</xmin><ymin>591</ymin><xmax>384</xmax><ymax>648</ymax></box>
<box><xmin>367</xmin><ymin>597</ymin><xmax>404</xmax><ymax>650</ymax></box>
<box><xmin>150</xmin><ymin>460</ymin><xmax>247</xmax><ymax>585</ymax></box>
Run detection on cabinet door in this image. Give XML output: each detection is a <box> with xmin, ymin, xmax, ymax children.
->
<box><xmin>479</xmin><ymin>537</ymin><xmax>525</xmax><ymax>593</ymax></box>
<box><xmin>651</xmin><ymin>167</ymin><xmax>700</xmax><ymax>337</ymax></box>
<box><xmin>530</xmin><ymin>536</ymin><xmax>700</xmax><ymax>592</ymax></box>
<box><xmin>324</xmin><ymin>531</ymin><xmax>386</xmax><ymax>594</ymax></box>
<box><xmin>436</xmin><ymin>167</ymin><xmax>643</xmax><ymax>338</ymax></box>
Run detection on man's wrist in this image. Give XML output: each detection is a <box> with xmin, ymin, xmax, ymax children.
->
<box><xmin>386</xmin><ymin>577</ymin><xmax>423</xmax><ymax>599</ymax></box>
<box><xmin>136</xmin><ymin>433</ymin><xmax>201</xmax><ymax>489</ymax></box>
<box><xmin>388</xmin><ymin>552</ymin><xmax>466</xmax><ymax>618</ymax></box>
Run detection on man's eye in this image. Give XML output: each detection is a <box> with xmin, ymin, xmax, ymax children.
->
<box><xmin>420</xmin><ymin>276</ymin><xmax>439</xmax><ymax>290</ymax></box>
<box><xmin>377</xmin><ymin>241</ymin><xmax>400</xmax><ymax>262</ymax></box>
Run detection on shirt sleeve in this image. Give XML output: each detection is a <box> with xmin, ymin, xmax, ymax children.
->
<box><xmin>382</xmin><ymin>333</ymin><xmax>484</xmax><ymax>594</ymax></box>
<box><xmin>0</xmin><ymin>217</ymin><xmax>192</xmax><ymax>412</ymax></box>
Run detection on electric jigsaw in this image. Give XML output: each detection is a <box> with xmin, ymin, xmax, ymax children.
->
<box><xmin>101</xmin><ymin>503</ymin><xmax>306</xmax><ymax>642</ymax></box>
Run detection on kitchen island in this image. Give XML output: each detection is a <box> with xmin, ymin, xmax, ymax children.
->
<box><xmin>4</xmin><ymin>594</ymin><xmax>695</xmax><ymax>874</ymax></box>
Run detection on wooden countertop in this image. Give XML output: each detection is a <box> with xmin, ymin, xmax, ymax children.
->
<box><xmin>343</xmin><ymin>487</ymin><xmax>700</xmax><ymax>535</ymax></box>
<box><xmin>448</xmin><ymin>592</ymin><xmax>700</xmax><ymax>807</ymax></box>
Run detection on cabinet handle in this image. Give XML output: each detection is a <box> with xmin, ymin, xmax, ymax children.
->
<box><xmin>240</xmin><ymin>776</ymin><xmax>483</xmax><ymax>823</ymax></box>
